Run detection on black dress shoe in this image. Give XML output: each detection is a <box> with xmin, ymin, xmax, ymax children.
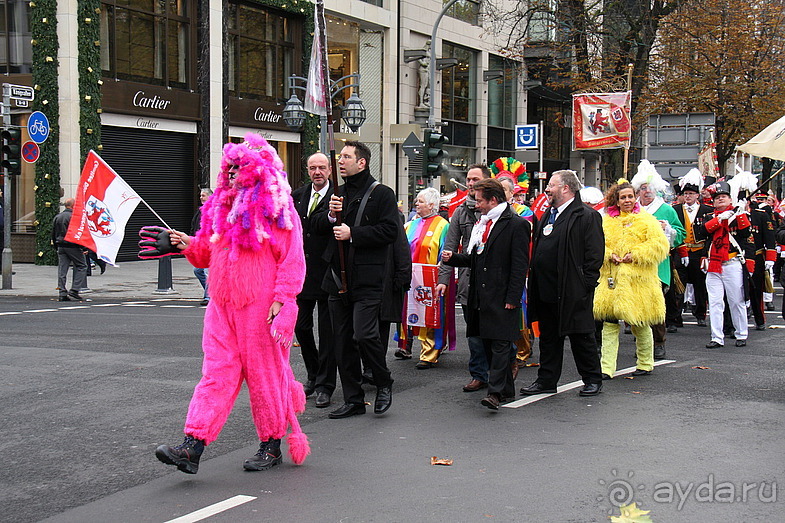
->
<box><xmin>415</xmin><ymin>361</ymin><xmax>435</xmax><ymax>369</ymax></box>
<box><xmin>735</xmin><ymin>339</ymin><xmax>747</xmax><ymax>347</ymax></box>
<box><xmin>666</xmin><ymin>325</ymin><xmax>678</xmax><ymax>333</ymax></box>
<box><xmin>315</xmin><ymin>392</ymin><xmax>331</xmax><ymax>408</ymax></box>
<box><xmin>755</xmin><ymin>324</ymin><xmax>766</xmax><ymax>331</ymax></box>
<box><xmin>328</xmin><ymin>403</ymin><xmax>366</xmax><ymax>419</ymax></box>
<box><xmin>602</xmin><ymin>373</ymin><xmax>613</xmax><ymax>380</ymax></box>
<box><xmin>303</xmin><ymin>380</ymin><xmax>316</xmax><ymax>397</ymax></box>
<box><xmin>705</xmin><ymin>341</ymin><xmax>724</xmax><ymax>348</ymax></box>
<box><xmin>579</xmin><ymin>382</ymin><xmax>602</xmax><ymax>396</ymax></box>
<box><xmin>58</xmin><ymin>296</ymin><xmax>71</xmax><ymax>302</ymax></box>
<box><xmin>696</xmin><ymin>318</ymin><xmax>707</xmax><ymax>327</ymax></box>
<box><xmin>520</xmin><ymin>382</ymin><xmax>557</xmax><ymax>395</ymax></box>
<box><xmin>631</xmin><ymin>369</ymin><xmax>652</xmax><ymax>376</ymax></box>
<box><xmin>653</xmin><ymin>345</ymin><xmax>666</xmax><ymax>360</ymax></box>
<box><xmin>481</xmin><ymin>394</ymin><xmax>500</xmax><ymax>410</ymax></box>
<box><xmin>374</xmin><ymin>385</ymin><xmax>393</xmax><ymax>414</ymax></box>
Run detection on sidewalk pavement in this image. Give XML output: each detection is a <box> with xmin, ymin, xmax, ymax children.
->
<box><xmin>0</xmin><ymin>257</ymin><xmax>206</xmax><ymax>301</ymax></box>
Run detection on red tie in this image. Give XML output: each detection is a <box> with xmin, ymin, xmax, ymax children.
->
<box><xmin>482</xmin><ymin>219</ymin><xmax>493</xmax><ymax>243</ymax></box>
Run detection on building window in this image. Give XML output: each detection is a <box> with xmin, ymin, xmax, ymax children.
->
<box><xmin>488</xmin><ymin>55</ymin><xmax>517</xmax><ymax>128</ymax></box>
<box><xmin>441</xmin><ymin>42</ymin><xmax>474</xmax><ymax>123</ymax></box>
<box><xmin>527</xmin><ymin>0</ymin><xmax>556</xmax><ymax>43</ymax></box>
<box><xmin>444</xmin><ymin>0</ymin><xmax>480</xmax><ymax>26</ymax></box>
<box><xmin>0</xmin><ymin>0</ymin><xmax>31</xmax><ymax>74</ymax></box>
<box><xmin>101</xmin><ymin>0</ymin><xmax>193</xmax><ymax>89</ymax></box>
<box><xmin>226</xmin><ymin>2</ymin><xmax>301</xmax><ymax>101</ymax></box>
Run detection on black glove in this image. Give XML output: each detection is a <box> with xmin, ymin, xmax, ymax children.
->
<box><xmin>138</xmin><ymin>226</ymin><xmax>177</xmax><ymax>259</ymax></box>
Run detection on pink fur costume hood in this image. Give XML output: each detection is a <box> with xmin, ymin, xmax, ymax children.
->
<box><xmin>182</xmin><ymin>133</ymin><xmax>309</xmax><ymax>464</ymax></box>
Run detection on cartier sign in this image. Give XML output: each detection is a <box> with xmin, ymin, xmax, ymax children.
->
<box><xmin>229</xmin><ymin>97</ymin><xmax>291</xmax><ymax>132</ymax></box>
<box><xmin>101</xmin><ymin>80</ymin><xmax>201</xmax><ymax>120</ymax></box>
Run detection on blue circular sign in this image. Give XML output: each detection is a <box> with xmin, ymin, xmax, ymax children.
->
<box><xmin>28</xmin><ymin>111</ymin><xmax>50</xmax><ymax>144</ymax></box>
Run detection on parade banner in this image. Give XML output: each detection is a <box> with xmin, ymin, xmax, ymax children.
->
<box><xmin>304</xmin><ymin>4</ymin><xmax>327</xmax><ymax>116</ymax></box>
<box><xmin>65</xmin><ymin>150</ymin><xmax>142</xmax><ymax>266</ymax></box>
<box><xmin>406</xmin><ymin>263</ymin><xmax>440</xmax><ymax>328</ymax></box>
<box><xmin>698</xmin><ymin>142</ymin><xmax>720</xmax><ymax>179</ymax></box>
<box><xmin>448</xmin><ymin>189</ymin><xmax>467</xmax><ymax>217</ymax></box>
<box><xmin>530</xmin><ymin>193</ymin><xmax>550</xmax><ymax>219</ymax></box>
<box><xmin>572</xmin><ymin>91</ymin><xmax>631</xmax><ymax>150</ymax></box>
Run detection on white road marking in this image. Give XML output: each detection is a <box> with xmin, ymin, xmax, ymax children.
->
<box><xmin>121</xmin><ymin>303</ymin><xmax>156</xmax><ymax>307</ymax></box>
<box><xmin>164</xmin><ymin>495</ymin><xmax>257</xmax><ymax>523</ymax></box>
<box><xmin>0</xmin><ymin>311</ymin><xmax>22</xmax><ymax>315</ymax></box>
<box><xmin>503</xmin><ymin>359</ymin><xmax>676</xmax><ymax>408</ymax></box>
<box><xmin>58</xmin><ymin>306</ymin><xmax>90</xmax><ymax>310</ymax></box>
<box><xmin>91</xmin><ymin>303</ymin><xmax>122</xmax><ymax>307</ymax></box>
<box><xmin>23</xmin><ymin>309</ymin><xmax>57</xmax><ymax>313</ymax></box>
<box><xmin>160</xmin><ymin>305</ymin><xmax>197</xmax><ymax>308</ymax></box>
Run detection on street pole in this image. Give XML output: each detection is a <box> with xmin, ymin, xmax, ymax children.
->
<box><xmin>2</xmin><ymin>83</ymin><xmax>12</xmax><ymax>289</ymax></box>
<box><xmin>427</xmin><ymin>0</ymin><xmax>460</xmax><ymax>129</ymax></box>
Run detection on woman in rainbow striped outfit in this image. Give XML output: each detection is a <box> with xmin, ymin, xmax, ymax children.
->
<box><xmin>404</xmin><ymin>187</ymin><xmax>455</xmax><ymax>369</ymax></box>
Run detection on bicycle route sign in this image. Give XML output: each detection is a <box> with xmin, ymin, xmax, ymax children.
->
<box><xmin>28</xmin><ymin>111</ymin><xmax>50</xmax><ymax>144</ymax></box>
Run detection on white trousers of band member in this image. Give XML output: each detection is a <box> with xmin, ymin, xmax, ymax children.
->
<box><xmin>706</xmin><ymin>258</ymin><xmax>748</xmax><ymax>344</ymax></box>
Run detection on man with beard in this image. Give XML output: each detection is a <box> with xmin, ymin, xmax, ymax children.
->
<box><xmin>520</xmin><ymin>170</ymin><xmax>604</xmax><ymax>397</ymax></box>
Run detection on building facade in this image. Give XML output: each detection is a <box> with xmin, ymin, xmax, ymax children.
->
<box><xmin>1</xmin><ymin>0</ymin><xmax>528</xmax><ymax>263</ymax></box>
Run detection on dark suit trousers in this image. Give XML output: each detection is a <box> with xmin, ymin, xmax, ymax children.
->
<box><xmin>535</xmin><ymin>299</ymin><xmax>602</xmax><ymax>387</ymax></box>
<box><xmin>329</xmin><ymin>296</ymin><xmax>392</xmax><ymax>404</ymax></box>
<box><xmin>295</xmin><ymin>296</ymin><xmax>336</xmax><ymax>394</ymax></box>
<box><xmin>483</xmin><ymin>338</ymin><xmax>515</xmax><ymax>397</ymax></box>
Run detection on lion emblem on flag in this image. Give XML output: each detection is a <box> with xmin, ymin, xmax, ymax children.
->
<box><xmin>414</xmin><ymin>285</ymin><xmax>434</xmax><ymax>307</ymax></box>
<box><xmin>85</xmin><ymin>196</ymin><xmax>116</xmax><ymax>237</ymax></box>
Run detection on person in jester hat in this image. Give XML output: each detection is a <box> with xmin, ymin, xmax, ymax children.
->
<box><xmin>142</xmin><ymin>133</ymin><xmax>308</xmax><ymax>474</ymax></box>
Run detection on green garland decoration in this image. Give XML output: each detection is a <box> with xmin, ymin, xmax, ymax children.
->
<box><xmin>78</xmin><ymin>0</ymin><xmax>103</xmax><ymax>162</ymax></box>
<box><xmin>30</xmin><ymin>0</ymin><xmax>61</xmax><ymax>265</ymax></box>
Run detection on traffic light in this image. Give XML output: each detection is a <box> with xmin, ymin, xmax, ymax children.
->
<box><xmin>423</xmin><ymin>129</ymin><xmax>448</xmax><ymax>179</ymax></box>
<box><xmin>2</xmin><ymin>128</ymin><xmax>21</xmax><ymax>175</ymax></box>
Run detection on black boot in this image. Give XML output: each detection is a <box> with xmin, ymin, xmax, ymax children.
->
<box><xmin>155</xmin><ymin>435</ymin><xmax>204</xmax><ymax>474</ymax></box>
<box><xmin>243</xmin><ymin>438</ymin><xmax>282</xmax><ymax>471</ymax></box>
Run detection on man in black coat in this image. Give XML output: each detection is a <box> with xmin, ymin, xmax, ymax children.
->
<box><xmin>521</xmin><ymin>170</ymin><xmax>604</xmax><ymax>397</ymax></box>
<box><xmin>312</xmin><ymin>141</ymin><xmax>399</xmax><ymax>419</ymax></box>
<box><xmin>443</xmin><ymin>178</ymin><xmax>530</xmax><ymax>410</ymax></box>
<box><xmin>52</xmin><ymin>198</ymin><xmax>89</xmax><ymax>301</ymax></box>
<box><xmin>292</xmin><ymin>152</ymin><xmax>336</xmax><ymax>408</ymax></box>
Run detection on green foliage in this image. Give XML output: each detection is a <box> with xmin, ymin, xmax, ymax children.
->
<box><xmin>30</xmin><ymin>0</ymin><xmax>60</xmax><ymax>265</ymax></box>
<box><xmin>78</xmin><ymin>0</ymin><xmax>103</xmax><ymax>163</ymax></box>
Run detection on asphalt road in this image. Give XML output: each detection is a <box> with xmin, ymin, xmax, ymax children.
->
<box><xmin>1</xmin><ymin>295</ymin><xmax>783</xmax><ymax>522</ymax></box>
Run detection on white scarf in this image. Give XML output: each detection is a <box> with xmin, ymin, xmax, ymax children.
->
<box><xmin>467</xmin><ymin>202</ymin><xmax>507</xmax><ymax>253</ymax></box>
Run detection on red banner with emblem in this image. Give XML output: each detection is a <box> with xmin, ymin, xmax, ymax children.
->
<box><xmin>572</xmin><ymin>91</ymin><xmax>632</xmax><ymax>150</ymax></box>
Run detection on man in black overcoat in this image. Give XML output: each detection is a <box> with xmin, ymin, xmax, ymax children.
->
<box><xmin>521</xmin><ymin>169</ymin><xmax>604</xmax><ymax>397</ymax></box>
<box><xmin>443</xmin><ymin>178</ymin><xmax>530</xmax><ymax>410</ymax></box>
<box><xmin>292</xmin><ymin>152</ymin><xmax>336</xmax><ymax>409</ymax></box>
<box><xmin>312</xmin><ymin>141</ymin><xmax>399</xmax><ymax>419</ymax></box>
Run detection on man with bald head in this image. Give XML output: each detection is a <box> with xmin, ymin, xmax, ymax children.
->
<box><xmin>52</xmin><ymin>198</ymin><xmax>89</xmax><ymax>301</ymax></box>
<box><xmin>292</xmin><ymin>152</ymin><xmax>336</xmax><ymax>408</ymax></box>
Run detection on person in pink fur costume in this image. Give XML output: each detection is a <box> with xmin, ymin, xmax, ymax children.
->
<box><xmin>153</xmin><ymin>133</ymin><xmax>309</xmax><ymax>474</ymax></box>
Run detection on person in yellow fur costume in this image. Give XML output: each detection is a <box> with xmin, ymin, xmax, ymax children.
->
<box><xmin>594</xmin><ymin>181</ymin><xmax>670</xmax><ymax>378</ymax></box>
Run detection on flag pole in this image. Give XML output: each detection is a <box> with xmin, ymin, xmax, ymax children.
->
<box><xmin>316</xmin><ymin>0</ymin><xmax>348</xmax><ymax>293</ymax></box>
<box><xmin>140</xmin><ymin>198</ymin><xmax>173</xmax><ymax>231</ymax></box>
<box><xmin>622</xmin><ymin>63</ymin><xmax>634</xmax><ymax>177</ymax></box>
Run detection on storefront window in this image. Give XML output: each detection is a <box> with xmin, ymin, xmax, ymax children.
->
<box><xmin>325</xmin><ymin>15</ymin><xmax>359</xmax><ymax>108</ymax></box>
<box><xmin>226</xmin><ymin>2</ymin><xmax>301</xmax><ymax>101</ymax></box>
<box><xmin>444</xmin><ymin>0</ymin><xmax>480</xmax><ymax>26</ymax></box>
<box><xmin>100</xmin><ymin>0</ymin><xmax>192</xmax><ymax>89</ymax></box>
<box><xmin>441</xmin><ymin>42</ymin><xmax>474</xmax><ymax>123</ymax></box>
<box><xmin>487</xmin><ymin>55</ymin><xmax>518</xmax><ymax>162</ymax></box>
<box><xmin>0</xmin><ymin>0</ymin><xmax>31</xmax><ymax>73</ymax></box>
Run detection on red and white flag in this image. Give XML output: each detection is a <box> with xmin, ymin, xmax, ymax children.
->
<box><xmin>65</xmin><ymin>151</ymin><xmax>142</xmax><ymax>266</ymax></box>
<box><xmin>304</xmin><ymin>4</ymin><xmax>327</xmax><ymax>116</ymax></box>
<box><xmin>572</xmin><ymin>91</ymin><xmax>631</xmax><ymax>150</ymax></box>
<box><xmin>448</xmin><ymin>189</ymin><xmax>467</xmax><ymax>218</ymax></box>
<box><xmin>530</xmin><ymin>193</ymin><xmax>550</xmax><ymax>220</ymax></box>
<box><xmin>406</xmin><ymin>263</ymin><xmax>440</xmax><ymax>328</ymax></box>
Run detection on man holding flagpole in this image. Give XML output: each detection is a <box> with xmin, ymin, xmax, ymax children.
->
<box><xmin>52</xmin><ymin>198</ymin><xmax>89</xmax><ymax>301</ymax></box>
